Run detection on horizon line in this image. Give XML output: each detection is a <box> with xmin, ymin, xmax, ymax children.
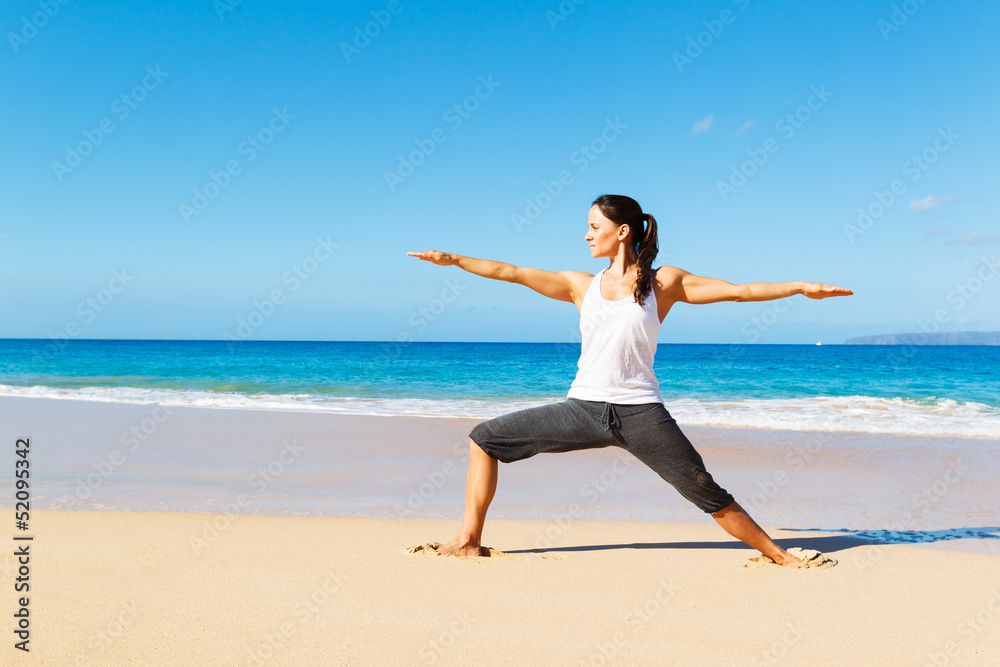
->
<box><xmin>2</xmin><ymin>337</ymin><xmax>991</xmax><ymax>346</ymax></box>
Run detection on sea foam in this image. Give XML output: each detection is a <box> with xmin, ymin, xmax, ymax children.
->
<box><xmin>1</xmin><ymin>384</ymin><xmax>997</xmax><ymax>439</ymax></box>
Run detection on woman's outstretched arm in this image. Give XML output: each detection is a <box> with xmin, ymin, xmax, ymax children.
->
<box><xmin>407</xmin><ymin>250</ymin><xmax>515</xmax><ymax>280</ymax></box>
<box><xmin>407</xmin><ymin>250</ymin><xmax>590</xmax><ymax>305</ymax></box>
<box><xmin>659</xmin><ymin>266</ymin><xmax>853</xmax><ymax>305</ymax></box>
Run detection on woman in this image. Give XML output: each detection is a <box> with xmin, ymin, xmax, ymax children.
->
<box><xmin>407</xmin><ymin>194</ymin><xmax>852</xmax><ymax>567</ymax></box>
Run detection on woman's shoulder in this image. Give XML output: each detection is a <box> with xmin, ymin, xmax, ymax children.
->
<box><xmin>651</xmin><ymin>266</ymin><xmax>687</xmax><ymax>300</ymax></box>
<box><xmin>652</xmin><ymin>265</ymin><xmax>682</xmax><ymax>285</ymax></box>
<box><xmin>563</xmin><ymin>270</ymin><xmax>596</xmax><ymax>293</ymax></box>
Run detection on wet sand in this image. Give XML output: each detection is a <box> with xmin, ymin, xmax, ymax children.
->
<box><xmin>1</xmin><ymin>396</ymin><xmax>997</xmax><ymax>542</ymax></box>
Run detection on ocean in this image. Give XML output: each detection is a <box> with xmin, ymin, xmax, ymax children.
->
<box><xmin>2</xmin><ymin>339</ymin><xmax>998</xmax><ymax>439</ymax></box>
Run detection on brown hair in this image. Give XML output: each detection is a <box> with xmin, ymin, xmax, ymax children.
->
<box><xmin>592</xmin><ymin>194</ymin><xmax>659</xmax><ymax>306</ymax></box>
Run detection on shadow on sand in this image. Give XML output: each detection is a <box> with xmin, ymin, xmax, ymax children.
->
<box><xmin>506</xmin><ymin>526</ymin><xmax>1000</xmax><ymax>556</ymax></box>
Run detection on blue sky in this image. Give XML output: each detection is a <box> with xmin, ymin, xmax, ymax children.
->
<box><xmin>2</xmin><ymin>0</ymin><xmax>997</xmax><ymax>344</ymax></box>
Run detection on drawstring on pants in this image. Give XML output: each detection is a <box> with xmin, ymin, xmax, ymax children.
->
<box><xmin>600</xmin><ymin>402</ymin><xmax>620</xmax><ymax>432</ymax></box>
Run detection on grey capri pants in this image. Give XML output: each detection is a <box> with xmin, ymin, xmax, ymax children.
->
<box><xmin>469</xmin><ymin>398</ymin><xmax>735</xmax><ymax>514</ymax></box>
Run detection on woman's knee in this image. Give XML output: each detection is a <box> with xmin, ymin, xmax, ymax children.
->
<box><xmin>470</xmin><ymin>438</ymin><xmax>497</xmax><ymax>461</ymax></box>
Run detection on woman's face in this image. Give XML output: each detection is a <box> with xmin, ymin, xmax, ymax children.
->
<box><xmin>584</xmin><ymin>205</ymin><xmax>627</xmax><ymax>259</ymax></box>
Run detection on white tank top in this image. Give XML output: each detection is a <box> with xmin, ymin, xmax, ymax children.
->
<box><xmin>566</xmin><ymin>268</ymin><xmax>663</xmax><ymax>404</ymax></box>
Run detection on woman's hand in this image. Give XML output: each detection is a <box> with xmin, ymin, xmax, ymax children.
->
<box><xmin>801</xmin><ymin>282</ymin><xmax>853</xmax><ymax>299</ymax></box>
<box><xmin>407</xmin><ymin>250</ymin><xmax>458</xmax><ymax>266</ymax></box>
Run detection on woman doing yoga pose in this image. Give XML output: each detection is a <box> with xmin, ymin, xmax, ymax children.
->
<box><xmin>408</xmin><ymin>194</ymin><xmax>852</xmax><ymax>567</ymax></box>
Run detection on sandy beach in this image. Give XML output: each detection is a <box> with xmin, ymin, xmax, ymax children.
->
<box><xmin>2</xmin><ymin>396</ymin><xmax>999</xmax><ymax>664</ymax></box>
<box><xmin>2</xmin><ymin>511</ymin><xmax>999</xmax><ymax>665</ymax></box>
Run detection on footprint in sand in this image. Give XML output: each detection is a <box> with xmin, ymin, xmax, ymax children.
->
<box><xmin>744</xmin><ymin>547</ymin><xmax>837</xmax><ymax>569</ymax></box>
<box><xmin>406</xmin><ymin>543</ymin><xmax>523</xmax><ymax>561</ymax></box>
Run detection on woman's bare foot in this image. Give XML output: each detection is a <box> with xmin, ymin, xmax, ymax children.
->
<box><xmin>434</xmin><ymin>534</ymin><xmax>488</xmax><ymax>557</ymax></box>
<box><xmin>746</xmin><ymin>546</ymin><xmax>836</xmax><ymax>569</ymax></box>
<box><xmin>712</xmin><ymin>502</ymin><xmax>813</xmax><ymax>567</ymax></box>
<box><xmin>770</xmin><ymin>549</ymin><xmax>806</xmax><ymax>567</ymax></box>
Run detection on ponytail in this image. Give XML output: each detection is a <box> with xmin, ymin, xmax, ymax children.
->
<box><xmin>633</xmin><ymin>213</ymin><xmax>658</xmax><ymax>307</ymax></box>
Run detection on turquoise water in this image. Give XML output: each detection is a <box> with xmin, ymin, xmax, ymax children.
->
<box><xmin>1</xmin><ymin>339</ymin><xmax>998</xmax><ymax>437</ymax></box>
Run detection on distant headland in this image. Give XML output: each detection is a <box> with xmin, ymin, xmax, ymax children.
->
<box><xmin>844</xmin><ymin>331</ymin><xmax>1000</xmax><ymax>345</ymax></box>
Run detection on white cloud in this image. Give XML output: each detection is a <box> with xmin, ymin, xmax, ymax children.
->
<box><xmin>946</xmin><ymin>232</ymin><xmax>1000</xmax><ymax>246</ymax></box>
<box><xmin>926</xmin><ymin>228</ymin><xmax>999</xmax><ymax>246</ymax></box>
<box><xmin>692</xmin><ymin>114</ymin><xmax>715</xmax><ymax>135</ymax></box>
<box><xmin>909</xmin><ymin>192</ymin><xmax>960</xmax><ymax>213</ymax></box>
<box><xmin>735</xmin><ymin>119</ymin><xmax>754</xmax><ymax>136</ymax></box>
